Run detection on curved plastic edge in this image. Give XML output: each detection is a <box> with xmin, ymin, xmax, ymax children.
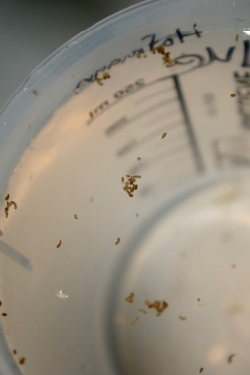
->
<box><xmin>0</xmin><ymin>0</ymin><xmax>156</xmax><ymax>117</ymax></box>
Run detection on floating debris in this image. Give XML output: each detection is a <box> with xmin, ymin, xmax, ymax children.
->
<box><xmin>115</xmin><ymin>237</ymin><xmax>121</xmax><ymax>245</ymax></box>
<box><xmin>162</xmin><ymin>132</ymin><xmax>167</xmax><ymax>139</ymax></box>
<box><xmin>93</xmin><ymin>72</ymin><xmax>111</xmax><ymax>86</ymax></box>
<box><xmin>125</xmin><ymin>292</ymin><xmax>135</xmax><ymax>303</ymax></box>
<box><xmin>230</xmin><ymin>93</ymin><xmax>236</xmax><ymax>97</ymax></box>
<box><xmin>145</xmin><ymin>300</ymin><xmax>168</xmax><ymax>316</ymax></box>
<box><xmin>227</xmin><ymin>354</ymin><xmax>235</xmax><ymax>364</ymax></box>
<box><xmin>19</xmin><ymin>357</ymin><xmax>26</xmax><ymax>365</ymax></box>
<box><xmin>56</xmin><ymin>240</ymin><xmax>62</xmax><ymax>248</ymax></box>
<box><xmin>4</xmin><ymin>195</ymin><xmax>17</xmax><ymax>218</ymax></box>
<box><xmin>179</xmin><ymin>315</ymin><xmax>187</xmax><ymax>321</ymax></box>
<box><xmin>74</xmin><ymin>214</ymin><xmax>79</xmax><ymax>219</ymax></box>
<box><xmin>122</xmin><ymin>175</ymin><xmax>141</xmax><ymax>197</ymax></box>
<box><xmin>199</xmin><ymin>367</ymin><xmax>204</xmax><ymax>373</ymax></box>
<box><xmin>153</xmin><ymin>44</ymin><xmax>175</xmax><ymax>67</ymax></box>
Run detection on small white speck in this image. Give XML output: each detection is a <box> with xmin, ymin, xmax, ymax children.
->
<box><xmin>55</xmin><ymin>290</ymin><xmax>69</xmax><ymax>300</ymax></box>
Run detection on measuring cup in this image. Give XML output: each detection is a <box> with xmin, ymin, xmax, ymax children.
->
<box><xmin>0</xmin><ymin>0</ymin><xmax>250</xmax><ymax>374</ymax></box>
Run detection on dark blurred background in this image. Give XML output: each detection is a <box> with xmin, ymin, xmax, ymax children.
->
<box><xmin>0</xmin><ymin>0</ymin><xmax>141</xmax><ymax>110</ymax></box>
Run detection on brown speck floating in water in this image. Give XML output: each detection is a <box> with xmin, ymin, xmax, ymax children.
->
<box><xmin>227</xmin><ymin>354</ymin><xmax>235</xmax><ymax>364</ymax></box>
<box><xmin>4</xmin><ymin>196</ymin><xmax>17</xmax><ymax>218</ymax></box>
<box><xmin>2</xmin><ymin>313</ymin><xmax>7</xmax><ymax>316</ymax></box>
<box><xmin>115</xmin><ymin>237</ymin><xmax>121</xmax><ymax>245</ymax></box>
<box><xmin>236</xmin><ymin>33</ymin><xmax>239</xmax><ymax>42</ymax></box>
<box><xmin>143</xmin><ymin>54</ymin><xmax>147</xmax><ymax>58</ymax></box>
<box><xmin>131</xmin><ymin>316</ymin><xmax>139</xmax><ymax>327</ymax></box>
<box><xmin>145</xmin><ymin>300</ymin><xmax>168</xmax><ymax>316</ymax></box>
<box><xmin>230</xmin><ymin>93</ymin><xmax>236</xmax><ymax>97</ymax></box>
<box><xmin>103</xmin><ymin>72</ymin><xmax>110</xmax><ymax>80</ymax></box>
<box><xmin>9</xmin><ymin>201</ymin><xmax>17</xmax><ymax>209</ymax></box>
<box><xmin>163</xmin><ymin>51</ymin><xmax>175</xmax><ymax>67</ymax></box>
<box><xmin>231</xmin><ymin>263</ymin><xmax>236</xmax><ymax>269</ymax></box>
<box><xmin>0</xmin><ymin>301</ymin><xmax>2</xmax><ymax>306</ymax></box>
<box><xmin>199</xmin><ymin>367</ymin><xmax>204</xmax><ymax>373</ymax></box>
<box><xmin>179</xmin><ymin>315</ymin><xmax>187</xmax><ymax>321</ymax></box>
<box><xmin>122</xmin><ymin>175</ymin><xmax>141</xmax><ymax>198</ymax></box>
<box><xmin>135</xmin><ymin>213</ymin><xmax>140</xmax><ymax>217</ymax></box>
<box><xmin>156</xmin><ymin>45</ymin><xmax>165</xmax><ymax>54</ymax></box>
<box><xmin>89</xmin><ymin>197</ymin><xmax>94</xmax><ymax>203</ymax></box>
<box><xmin>19</xmin><ymin>357</ymin><xmax>26</xmax><ymax>365</ymax></box>
<box><xmin>93</xmin><ymin>72</ymin><xmax>110</xmax><ymax>86</ymax></box>
<box><xmin>137</xmin><ymin>157</ymin><xmax>141</xmax><ymax>161</ymax></box>
<box><xmin>74</xmin><ymin>214</ymin><xmax>78</xmax><ymax>219</ymax></box>
<box><xmin>56</xmin><ymin>240</ymin><xmax>62</xmax><ymax>248</ymax></box>
<box><xmin>125</xmin><ymin>292</ymin><xmax>135</xmax><ymax>303</ymax></box>
<box><xmin>138</xmin><ymin>309</ymin><xmax>147</xmax><ymax>315</ymax></box>
<box><xmin>13</xmin><ymin>349</ymin><xmax>17</xmax><ymax>355</ymax></box>
<box><xmin>136</xmin><ymin>52</ymin><xmax>141</xmax><ymax>58</ymax></box>
<box><xmin>4</xmin><ymin>209</ymin><xmax>8</xmax><ymax>218</ymax></box>
<box><xmin>162</xmin><ymin>132</ymin><xmax>167</xmax><ymax>139</ymax></box>
<box><xmin>0</xmin><ymin>230</ymin><xmax>3</xmax><ymax>237</ymax></box>
<box><xmin>153</xmin><ymin>45</ymin><xmax>175</xmax><ymax>67</ymax></box>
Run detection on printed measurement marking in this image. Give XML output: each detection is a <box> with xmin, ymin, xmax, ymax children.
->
<box><xmin>105</xmin><ymin>117</ymin><xmax>128</xmax><ymax>136</ymax></box>
<box><xmin>116</xmin><ymin>140</ymin><xmax>138</xmax><ymax>156</ymax></box>
<box><xmin>87</xmin><ymin>75</ymin><xmax>178</xmax><ymax>125</ymax></box>
<box><xmin>0</xmin><ymin>240</ymin><xmax>32</xmax><ymax>271</ymax></box>
<box><xmin>129</xmin><ymin>145</ymin><xmax>191</xmax><ymax>176</ymax></box>
<box><xmin>234</xmin><ymin>71</ymin><xmax>250</xmax><ymax>129</ymax></box>
<box><xmin>87</xmin><ymin>72</ymin><xmax>203</xmax><ymax>176</ymax></box>
<box><xmin>106</xmin><ymin>74</ymin><xmax>204</xmax><ymax>180</ymax></box>
<box><xmin>150</xmin><ymin>141</ymin><xmax>193</xmax><ymax>165</ymax></box>
<box><xmin>129</xmin><ymin>98</ymin><xmax>177</xmax><ymax>125</ymax></box>
<box><xmin>213</xmin><ymin>136</ymin><xmax>250</xmax><ymax>167</ymax></box>
<box><xmin>203</xmin><ymin>93</ymin><xmax>218</xmax><ymax>116</ymax></box>
<box><xmin>173</xmin><ymin>74</ymin><xmax>204</xmax><ymax>172</ymax></box>
<box><xmin>143</xmin><ymin>109</ymin><xmax>180</xmax><ymax>129</ymax></box>
<box><xmin>87</xmin><ymin>79</ymin><xmax>145</xmax><ymax>124</ymax></box>
<box><xmin>135</xmin><ymin>86</ymin><xmax>175</xmax><ymax>104</ymax></box>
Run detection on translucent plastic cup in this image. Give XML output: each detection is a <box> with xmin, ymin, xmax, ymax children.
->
<box><xmin>0</xmin><ymin>0</ymin><xmax>250</xmax><ymax>374</ymax></box>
